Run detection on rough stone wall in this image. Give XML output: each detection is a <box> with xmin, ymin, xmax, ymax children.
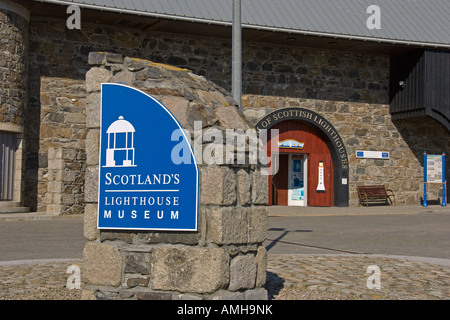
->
<box><xmin>27</xmin><ymin>17</ymin><xmax>388</xmax><ymax>103</ymax></box>
<box><xmin>0</xmin><ymin>9</ymin><xmax>28</xmax><ymax>126</ymax></box>
<box><xmin>25</xmin><ymin>76</ymin><xmax>87</xmax><ymax>213</ymax></box>
<box><xmin>392</xmin><ymin>118</ymin><xmax>450</xmax><ymax>205</ymax></box>
<box><xmin>241</xmin><ymin>42</ymin><xmax>389</xmax><ymax>104</ymax></box>
<box><xmin>82</xmin><ymin>53</ymin><xmax>268</xmax><ymax>300</ymax></box>
<box><xmin>242</xmin><ymin>95</ymin><xmax>450</xmax><ymax>206</ymax></box>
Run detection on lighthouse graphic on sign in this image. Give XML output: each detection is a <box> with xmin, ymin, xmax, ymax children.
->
<box><xmin>104</xmin><ymin>116</ymin><xmax>137</xmax><ymax>167</ymax></box>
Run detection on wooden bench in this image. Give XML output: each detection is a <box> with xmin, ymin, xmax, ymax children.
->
<box><xmin>357</xmin><ymin>185</ymin><xmax>396</xmax><ymax>207</ymax></box>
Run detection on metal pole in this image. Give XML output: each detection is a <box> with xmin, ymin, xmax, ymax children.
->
<box><xmin>442</xmin><ymin>153</ymin><xmax>447</xmax><ymax>206</ymax></box>
<box><xmin>232</xmin><ymin>0</ymin><xmax>242</xmax><ymax>110</ymax></box>
<box><xmin>423</xmin><ymin>151</ymin><xmax>428</xmax><ymax>207</ymax></box>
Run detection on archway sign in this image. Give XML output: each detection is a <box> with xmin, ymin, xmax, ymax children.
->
<box><xmin>256</xmin><ymin>107</ymin><xmax>349</xmax><ymax>207</ymax></box>
<box><xmin>98</xmin><ymin>83</ymin><xmax>199</xmax><ymax>230</ymax></box>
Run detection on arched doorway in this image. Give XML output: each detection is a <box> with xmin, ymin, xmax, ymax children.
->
<box><xmin>256</xmin><ymin>107</ymin><xmax>349</xmax><ymax>207</ymax></box>
<box><xmin>270</xmin><ymin>120</ymin><xmax>333</xmax><ymax>206</ymax></box>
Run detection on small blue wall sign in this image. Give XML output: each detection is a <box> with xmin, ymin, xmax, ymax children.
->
<box><xmin>97</xmin><ymin>83</ymin><xmax>199</xmax><ymax>231</ymax></box>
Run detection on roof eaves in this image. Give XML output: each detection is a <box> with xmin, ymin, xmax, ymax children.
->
<box><xmin>34</xmin><ymin>0</ymin><xmax>450</xmax><ymax>49</ymax></box>
<box><xmin>35</xmin><ymin>0</ymin><xmax>234</xmax><ymax>25</ymax></box>
<box><xmin>240</xmin><ymin>23</ymin><xmax>450</xmax><ymax>49</ymax></box>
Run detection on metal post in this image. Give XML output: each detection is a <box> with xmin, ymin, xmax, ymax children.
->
<box><xmin>442</xmin><ymin>153</ymin><xmax>447</xmax><ymax>206</ymax></box>
<box><xmin>232</xmin><ymin>0</ymin><xmax>242</xmax><ymax>110</ymax></box>
<box><xmin>423</xmin><ymin>151</ymin><xmax>427</xmax><ymax>207</ymax></box>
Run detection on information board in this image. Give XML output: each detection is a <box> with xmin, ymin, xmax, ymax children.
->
<box><xmin>426</xmin><ymin>155</ymin><xmax>443</xmax><ymax>183</ymax></box>
<box><xmin>97</xmin><ymin>83</ymin><xmax>199</xmax><ymax>230</ymax></box>
<box><xmin>423</xmin><ymin>152</ymin><xmax>446</xmax><ymax>207</ymax></box>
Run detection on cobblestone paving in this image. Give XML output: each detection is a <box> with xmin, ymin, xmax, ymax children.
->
<box><xmin>0</xmin><ymin>261</ymin><xmax>83</xmax><ymax>300</ymax></box>
<box><xmin>267</xmin><ymin>254</ymin><xmax>450</xmax><ymax>300</ymax></box>
<box><xmin>1</xmin><ymin>255</ymin><xmax>449</xmax><ymax>300</ymax></box>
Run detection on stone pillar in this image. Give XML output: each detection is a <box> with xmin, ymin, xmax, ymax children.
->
<box><xmin>0</xmin><ymin>0</ymin><xmax>29</xmax><ymax>205</ymax></box>
<box><xmin>46</xmin><ymin>147</ymin><xmax>86</xmax><ymax>215</ymax></box>
<box><xmin>82</xmin><ymin>52</ymin><xmax>268</xmax><ymax>300</ymax></box>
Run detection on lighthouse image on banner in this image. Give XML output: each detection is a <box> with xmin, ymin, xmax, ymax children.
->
<box><xmin>98</xmin><ymin>83</ymin><xmax>199</xmax><ymax>231</ymax></box>
<box><xmin>104</xmin><ymin>116</ymin><xmax>136</xmax><ymax>168</ymax></box>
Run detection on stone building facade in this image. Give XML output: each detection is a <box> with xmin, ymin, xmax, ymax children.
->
<box><xmin>0</xmin><ymin>1</ymin><xmax>449</xmax><ymax>214</ymax></box>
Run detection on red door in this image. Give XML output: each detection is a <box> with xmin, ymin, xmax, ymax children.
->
<box><xmin>266</xmin><ymin>120</ymin><xmax>333</xmax><ymax>207</ymax></box>
<box><xmin>272</xmin><ymin>154</ymin><xmax>288</xmax><ymax>205</ymax></box>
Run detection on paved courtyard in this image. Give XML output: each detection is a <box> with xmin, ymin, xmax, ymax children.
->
<box><xmin>1</xmin><ymin>206</ymin><xmax>449</xmax><ymax>300</ymax></box>
<box><xmin>1</xmin><ymin>254</ymin><xmax>449</xmax><ymax>300</ymax></box>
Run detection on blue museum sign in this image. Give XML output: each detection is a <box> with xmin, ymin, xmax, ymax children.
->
<box><xmin>97</xmin><ymin>83</ymin><xmax>199</xmax><ymax>230</ymax></box>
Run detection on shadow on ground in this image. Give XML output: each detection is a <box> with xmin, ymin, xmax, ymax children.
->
<box><xmin>264</xmin><ymin>271</ymin><xmax>285</xmax><ymax>300</ymax></box>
